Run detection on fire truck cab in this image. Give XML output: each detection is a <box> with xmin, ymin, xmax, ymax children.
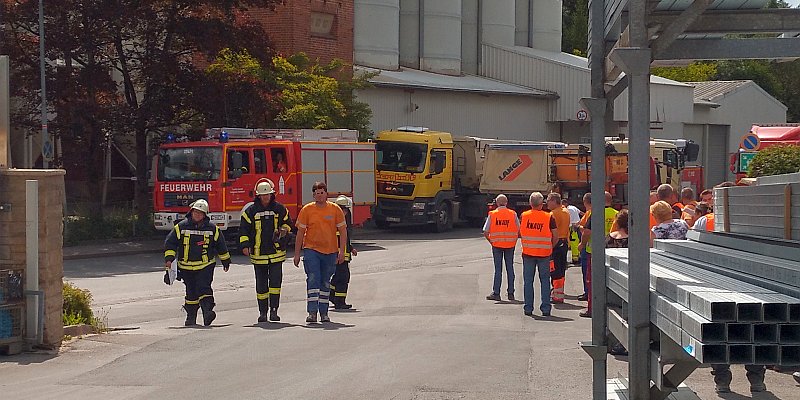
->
<box><xmin>153</xmin><ymin>128</ymin><xmax>376</xmax><ymax>233</ymax></box>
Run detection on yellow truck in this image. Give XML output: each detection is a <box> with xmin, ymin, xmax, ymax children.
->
<box><xmin>372</xmin><ymin>127</ymin><xmax>560</xmax><ymax>232</ymax></box>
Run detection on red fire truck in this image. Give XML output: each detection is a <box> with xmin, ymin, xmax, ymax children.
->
<box><xmin>153</xmin><ymin>128</ymin><xmax>376</xmax><ymax>233</ymax></box>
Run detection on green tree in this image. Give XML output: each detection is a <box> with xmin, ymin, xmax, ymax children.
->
<box><xmin>652</xmin><ymin>62</ymin><xmax>718</xmax><ymax>82</ymax></box>
<box><xmin>562</xmin><ymin>0</ymin><xmax>588</xmax><ymax>55</ymax></box>
<box><xmin>747</xmin><ymin>145</ymin><xmax>800</xmax><ymax>177</ymax></box>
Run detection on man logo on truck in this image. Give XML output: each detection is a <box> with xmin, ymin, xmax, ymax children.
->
<box><xmin>498</xmin><ymin>155</ymin><xmax>533</xmax><ymax>182</ymax></box>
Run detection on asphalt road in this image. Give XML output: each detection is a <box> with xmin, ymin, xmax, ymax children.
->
<box><xmin>2</xmin><ymin>226</ymin><xmax>799</xmax><ymax>399</ymax></box>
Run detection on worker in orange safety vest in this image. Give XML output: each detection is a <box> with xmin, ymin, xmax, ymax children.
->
<box><xmin>546</xmin><ymin>192</ymin><xmax>570</xmax><ymax>304</ymax></box>
<box><xmin>483</xmin><ymin>194</ymin><xmax>520</xmax><ymax>302</ymax></box>
<box><xmin>519</xmin><ymin>192</ymin><xmax>558</xmax><ymax>317</ymax></box>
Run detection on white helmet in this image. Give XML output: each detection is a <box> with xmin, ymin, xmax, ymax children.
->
<box><xmin>254</xmin><ymin>179</ymin><xmax>275</xmax><ymax>196</ymax></box>
<box><xmin>190</xmin><ymin>199</ymin><xmax>209</xmax><ymax>214</ymax></box>
<box><xmin>334</xmin><ymin>195</ymin><xmax>352</xmax><ymax>208</ymax></box>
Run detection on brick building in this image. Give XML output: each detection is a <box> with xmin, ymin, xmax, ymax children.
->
<box><xmin>248</xmin><ymin>0</ymin><xmax>354</xmax><ymax>66</ymax></box>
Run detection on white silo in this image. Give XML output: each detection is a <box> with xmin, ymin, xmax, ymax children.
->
<box><xmin>531</xmin><ymin>0</ymin><xmax>563</xmax><ymax>52</ymax></box>
<box><xmin>461</xmin><ymin>0</ymin><xmax>479</xmax><ymax>74</ymax></box>
<box><xmin>399</xmin><ymin>0</ymin><xmax>420</xmax><ymax>69</ymax></box>
<box><xmin>354</xmin><ymin>0</ymin><xmax>401</xmax><ymax>70</ymax></box>
<box><xmin>481</xmin><ymin>0</ymin><xmax>515</xmax><ymax>47</ymax></box>
<box><xmin>421</xmin><ymin>0</ymin><xmax>462</xmax><ymax>76</ymax></box>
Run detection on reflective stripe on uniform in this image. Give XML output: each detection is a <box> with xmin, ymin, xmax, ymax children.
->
<box><xmin>185</xmin><ymin>299</ymin><xmax>200</xmax><ymax>305</ymax></box>
<box><xmin>240</xmin><ymin>235</ymin><xmax>250</xmax><ymax>243</ymax></box>
<box><xmin>257</xmin><ymin>292</ymin><xmax>269</xmax><ymax>300</ymax></box>
<box><xmin>164</xmin><ymin>249</ymin><xmax>176</xmax><ymax>258</ymax></box>
<box><xmin>269</xmin><ymin>287</ymin><xmax>281</xmax><ymax>295</ymax></box>
<box><xmin>251</xmin><ymin>251</ymin><xmax>286</xmax><ymax>264</ymax></box>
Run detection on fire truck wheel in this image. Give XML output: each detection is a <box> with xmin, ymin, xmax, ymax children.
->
<box><xmin>432</xmin><ymin>202</ymin><xmax>453</xmax><ymax>233</ymax></box>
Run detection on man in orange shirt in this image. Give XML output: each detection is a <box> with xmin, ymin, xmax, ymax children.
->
<box><xmin>546</xmin><ymin>193</ymin><xmax>570</xmax><ymax>304</ymax></box>
<box><xmin>483</xmin><ymin>194</ymin><xmax>519</xmax><ymax>302</ymax></box>
<box><xmin>294</xmin><ymin>182</ymin><xmax>348</xmax><ymax>323</ymax></box>
<box><xmin>679</xmin><ymin>187</ymin><xmax>698</xmax><ymax>226</ymax></box>
<box><xmin>520</xmin><ymin>192</ymin><xmax>558</xmax><ymax>317</ymax></box>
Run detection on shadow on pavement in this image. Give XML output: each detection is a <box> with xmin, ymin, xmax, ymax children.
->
<box><xmin>553</xmin><ymin>302</ymin><xmax>584</xmax><ymax>311</ymax></box>
<box><xmin>329</xmin><ymin>308</ymin><xmax>361</xmax><ymax>313</ymax></box>
<box><xmin>0</xmin><ymin>351</ymin><xmax>58</xmax><ymax>365</ymax></box>
<box><xmin>244</xmin><ymin>322</ymin><xmax>303</xmax><ymax>330</ymax></box>
<box><xmin>167</xmin><ymin>324</ymin><xmax>232</xmax><ymax>329</ymax></box>
<box><xmin>300</xmin><ymin>322</ymin><xmax>355</xmax><ymax>330</ymax></box>
<box><xmin>531</xmin><ymin>314</ymin><xmax>573</xmax><ymax>322</ymax></box>
<box><xmin>354</xmin><ymin>226</ymin><xmax>483</xmax><ymax>241</ymax></box>
<box><xmin>719</xmin><ymin>391</ymin><xmax>780</xmax><ymax>400</ymax></box>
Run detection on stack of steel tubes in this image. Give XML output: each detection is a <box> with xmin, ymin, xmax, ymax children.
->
<box><xmin>605</xmin><ymin>231</ymin><xmax>800</xmax><ymax>366</ymax></box>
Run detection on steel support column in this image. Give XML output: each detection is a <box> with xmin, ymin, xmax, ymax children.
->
<box><xmin>609</xmin><ymin>43</ymin><xmax>652</xmax><ymax>399</ymax></box>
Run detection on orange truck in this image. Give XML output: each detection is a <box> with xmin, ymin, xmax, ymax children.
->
<box><xmin>152</xmin><ymin>128</ymin><xmax>376</xmax><ymax>234</ymax></box>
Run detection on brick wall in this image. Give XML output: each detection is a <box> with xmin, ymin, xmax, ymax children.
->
<box><xmin>248</xmin><ymin>0</ymin><xmax>354</xmax><ymax>66</ymax></box>
<box><xmin>0</xmin><ymin>169</ymin><xmax>65</xmax><ymax>348</ymax></box>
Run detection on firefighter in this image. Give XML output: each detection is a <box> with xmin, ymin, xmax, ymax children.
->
<box><xmin>164</xmin><ymin>199</ymin><xmax>231</xmax><ymax>327</ymax></box>
<box><xmin>240</xmin><ymin>179</ymin><xmax>292</xmax><ymax>323</ymax></box>
<box><xmin>330</xmin><ymin>195</ymin><xmax>357</xmax><ymax>310</ymax></box>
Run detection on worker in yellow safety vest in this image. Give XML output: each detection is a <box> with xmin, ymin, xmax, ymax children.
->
<box><xmin>483</xmin><ymin>194</ymin><xmax>520</xmax><ymax>302</ymax></box>
<box><xmin>519</xmin><ymin>192</ymin><xmax>558</xmax><ymax>317</ymax></box>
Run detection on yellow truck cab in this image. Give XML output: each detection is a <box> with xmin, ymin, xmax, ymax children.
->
<box><xmin>373</xmin><ymin>127</ymin><xmax>488</xmax><ymax>232</ymax></box>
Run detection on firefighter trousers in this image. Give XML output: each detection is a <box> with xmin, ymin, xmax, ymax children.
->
<box><xmin>254</xmin><ymin>262</ymin><xmax>282</xmax><ymax>312</ymax></box>
<box><xmin>330</xmin><ymin>261</ymin><xmax>350</xmax><ymax>304</ymax></box>
<box><xmin>181</xmin><ymin>264</ymin><xmax>215</xmax><ymax>308</ymax></box>
<box><xmin>550</xmin><ymin>239</ymin><xmax>568</xmax><ymax>302</ymax></box>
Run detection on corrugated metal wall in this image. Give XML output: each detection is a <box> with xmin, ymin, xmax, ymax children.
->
<box><xmin>480</xmin><ymin>44</ymin><xmax>590</xmax><ymax>122</ymax></box>
<box><xmin>356</xmin><ymin>87</ymin><xmax>551</xmax><ymax>139</ymax></box>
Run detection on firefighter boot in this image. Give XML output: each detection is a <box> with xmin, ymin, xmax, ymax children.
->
<box><xmin>200</xmin><ymin>298</ymin><xmax>217</xmax><ymax>326</ymax></box>
<box><xmin>257</xmin><ymin>298</ymin><xmax>269</xmax><ymax>323</ymax></box>
<box><xmin>269</xmin><ymin>308</ymin><xmax>280</xmax><ymax>322</ymax></box>
<box><xmin>183</xmin><ymin>304</ymin><xmax>199</xmax><ymax>326</ymax></box>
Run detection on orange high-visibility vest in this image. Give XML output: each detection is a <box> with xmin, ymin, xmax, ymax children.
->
<box><xmin>520</xmin><ymin>210</ymin><xmax>553</xmax><ymax>257</ymax></box>
<box><xmin>487</xmin><ymin>208</ymin><xmax>518</xmax><ymax>249</ymax></box>
<box><xmin>705</xmin><ymin>214</ymin><xmax>715</xmax><ymax>232</ymax></box>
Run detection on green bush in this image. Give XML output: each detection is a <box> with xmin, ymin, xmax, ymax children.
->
<box><xmin>747</xmin><ymin>145</ymin><xmax>800</xmax><ymax>177</ymax></box>
<box><xmin>63</xmin><ymin>282</ymin><xmax>93</xmax><ymax>326</ymax></box>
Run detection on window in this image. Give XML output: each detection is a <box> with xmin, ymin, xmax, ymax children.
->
<box><xmin>271</xmin><ymin>148</ymin><xmax>288</xmax><ymax>173</ymax></box>
<box><xmin>310</xmin><ymin>12</ymin><xmax>335</xmax><ymax>37</ymax></box>
<box><xmin>228</xmin><ymin>149</ymin><xmax>251</xmax><ymax>175</ymax></box>
<box><xmin>254</xmin><ymin>149</ymin><xmax>267</xmax><ymax>174</ymax></box>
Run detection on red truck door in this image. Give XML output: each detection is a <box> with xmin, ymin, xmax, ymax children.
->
<box><xmin>225</xmin><ymin>147</ymin><xmax>258</xmax><ymax>210</ymax></box>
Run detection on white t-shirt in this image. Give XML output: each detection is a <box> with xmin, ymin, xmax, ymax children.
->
<box><xmin>566</xmin><ymin>205</ymin><xmax>581</xmax><ymax>224</ymax></box>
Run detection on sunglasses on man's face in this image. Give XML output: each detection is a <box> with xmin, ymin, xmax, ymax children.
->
<box><xmin>314</xmin><ymin>190</ymin><xmax>327</xmax><ymax>195</ymax></box>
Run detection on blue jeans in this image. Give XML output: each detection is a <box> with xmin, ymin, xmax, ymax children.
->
<box><xmin>303</xmin><ymin>249</ymin><xmax>337</xmax><ymax>315</ymax></box>
<box><xmin>491</xmin><ymin>246</ymin><xmax>515</xmax><ymax>296</ymax></box>
<box><xmin>522</xmin><ymin>255</ymin><xmax>552</xmax><ymax>314</ymax></box>
<box><xmin>580</xmin><ymin>249</ymin><xmax>589</xmax><ymax>296</ymax></box>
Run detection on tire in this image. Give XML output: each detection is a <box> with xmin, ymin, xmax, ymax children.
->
<box><xmin>467</xmin><ymin>217</ymin><xmax>485</xmax><ymax>228</ymax></box>
<box><xmin>432</xmin><ymin>202</ymin><xmax>453</xmax><ymax>233</ymax></box>
<box><xmin>375</xmin><ymin>218</ymin><xmax>391</xmax><ymax>229</ymax></box>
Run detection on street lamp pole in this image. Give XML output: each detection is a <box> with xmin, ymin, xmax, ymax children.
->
<box><xmin>38</xmin><ymin>0</ymin><xmax>49</xmax><ymax>168</ymax></box>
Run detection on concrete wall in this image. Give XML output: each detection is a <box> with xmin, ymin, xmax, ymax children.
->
<box><xmin>357</xmin><ymin>87</ymin><xmax>551</xmax><ymax>139</ymax></box>
<box><xmin>0</xmin><ymin>169</ymin><xmax>65</xmax><ymax>348</ymax></box>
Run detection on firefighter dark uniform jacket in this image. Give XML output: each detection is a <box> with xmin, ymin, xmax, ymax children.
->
<box><xmin>239</xmin><ymin>199</ymin><xmax>292</xmax><ymax>264</ymax></box>
<box><xmin>164</xmin><ymin>212</ymin><xmax>231</xmax><ymax>270</ymax></box>
<box><xmin>336</xmin><ymin>207</ymin><xmax>354</xmax><ymax>262</ymax></box>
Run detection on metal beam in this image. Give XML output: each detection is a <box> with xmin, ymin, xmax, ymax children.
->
<box><xmin>605</xmin><ymin>75</ymin><xmax>629</xmax><ymax>102</ymax></box>
<box><xmin>656</xmin><ymin>38</ymin><xmax>800</xmax><ymax>61</ymax></box>
<box><xmin>649</xmin><ymin>8</ymin><xmax>800</xmax><ymax>34</ymax></box>
<box><xmin>650</xmin><ymin>0</ymin><xmax>713</xmax><ymax>58</ymax></box>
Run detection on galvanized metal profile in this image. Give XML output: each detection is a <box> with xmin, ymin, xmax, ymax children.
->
<box><xmin>726</xmin><ymin>323</ymin><xmax>754</xmax><ymax>344</ymax></box>
<box><xmin>779</xmin><ymin>345</ymin><xmax>800</xmax><ymax>366</ymax></box>
<box><xmin>686</xmin><ymin>229</ymin><xmax>800</xmax><ymax>263</ymax></box>
<box><xmin>780</xmin><ymin>324</ymin><xmax>800</xmax><ymax>344</ymax></box>
<box><xmin>756</xmin><ymin>172</ymin><xmax>800</xmax><ymax>186</ymax></box>
<box><xmin>680</xmin><ymin>308</ymin><xmax>726</xmax><ymax>343</ymax></box>
<box><xmin>608</xmin><ymin>307</ymin><xmax>629</xmax><ymax>349</ymax></box>
<box><xmin>754</xmin><ymin>324</ymin><xmax>779</xmax><ymax>344</ymax></box>
<box><xmin>681</xmin><ymin>331</ymin><xmax>728</xmax><ymax>364</ymax></box>
<box><xmin>754</xmin><ymin>345</ymin><xmax>780</xmax><ymax>365</ymax></box>
<box><xmin>728</xmin><ymin>344</ymin><xmax>755</xmax><ymax>364</ymax></box>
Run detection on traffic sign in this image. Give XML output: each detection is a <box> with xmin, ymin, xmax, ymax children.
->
<box><xmin>739</xmin><ymin>152</ymin><xmax>757</xmax><ymax>173</ymax></box>
<box><xmin>740</xmin><ymin>133</ymin><xmax>761</xmax><ymax>151</ymax></box>
<box><xmin>42</xmin><ymin>138</ymin><xmax>54</xmax><ymax>162</ymax></box>
<box><xmin>576</xmin><ymin>109</ymin><xmax>588</xmax><ymax>121</ymax></box>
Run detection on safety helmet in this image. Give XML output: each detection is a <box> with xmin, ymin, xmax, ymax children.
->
<box><xmin>254</xmin><ymin>179</ymin><xmax>275</xmax><ymax>196</ymax></box>
<box><xmin>190</xmin><ymin>199</ymin><xmax>209</xmax><ymax>214</ymax></box>
<box><xmin>334</xmin><ymin>195</ymin><xmax>351</xmax><ymax>207</ymax></box>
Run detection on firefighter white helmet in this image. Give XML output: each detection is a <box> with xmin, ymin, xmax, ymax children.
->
<box><xmin>334</xmin><ymin>195</ymin><xmax>351</xmax><ymax>208</ymax></box>
<box><xmin>190</xmin><ymin>199</ymin><xmax>209</xmax><ymax>214</ymax></box>
<box><xmin>254</xmin><ymin>179</ymin><xmax>275</xmax><ymax>196</ymax></box>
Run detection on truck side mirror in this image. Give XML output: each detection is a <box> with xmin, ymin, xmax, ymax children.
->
<box><xmin>685</xmin><ymin>142</ymin><xmax>700</xmax><ymax>162</ymax></box>
<box><xmin>662</xmin><ymin>150</ymin><xmax>680</xmax><ymax>169</ymax></box>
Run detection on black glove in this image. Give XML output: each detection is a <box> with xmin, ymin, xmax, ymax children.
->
<box><xmin>164</xmin><ymin>271</ymin><xmax>171</xmax><ymax>285</ymax></box>
<box><xmin>222</xmin><ymin>259</ymin><xmax>231</xmax><ymax>271</ymax></box>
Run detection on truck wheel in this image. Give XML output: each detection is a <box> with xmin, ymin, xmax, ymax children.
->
<box><xmin>375</xmin><ymin>218</ymin><xmax>391</xmax><ymax>229</ymax></box>
<box><xmin>433</xmin><ymin>202</ymin><xmax>453</xmax><ymax>233</ymax></box>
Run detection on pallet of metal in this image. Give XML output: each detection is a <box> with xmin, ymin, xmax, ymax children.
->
<box><xmin>605</xmin><ymin>250</ymin><xmax>800</xmax><ymax>366</ymax></box>
<box><xmin>714</xmin><ymin>181</ymin><xmax>800</xmax><ymax>241</ymax></box>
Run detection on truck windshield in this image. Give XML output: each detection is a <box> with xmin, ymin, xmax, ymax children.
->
<box><xmin>376</xmin><ymin>141</ymin><xmax>427</xmax><ymax>173</ymax></box>
<box><xmin>157</xmin><ymin>147</ymin><xmax>222</xmax><ymax>182</ymax></box>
